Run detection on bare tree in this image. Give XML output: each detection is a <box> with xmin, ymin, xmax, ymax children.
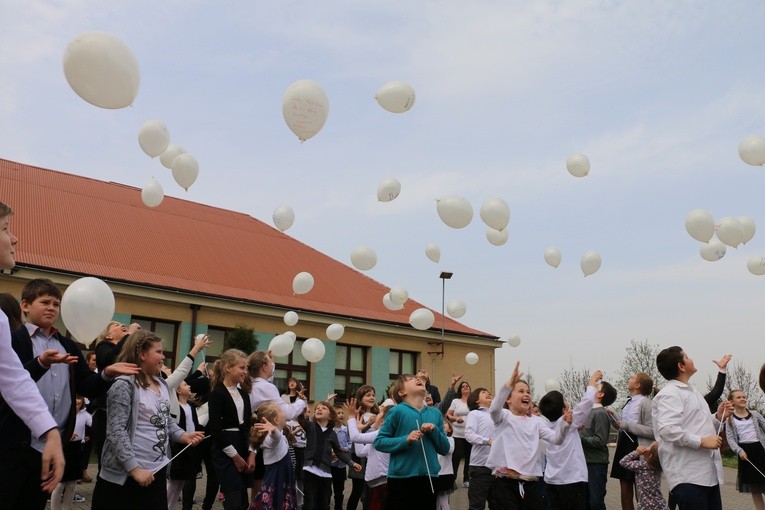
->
<box><xmin>615</xmin><ymin>339</ymin><xmax>665</xmax><ymax>408</ymax></box>
<box><xmin>716</xmin><ymin>361</ymin><xmax>765</xmax><ymax>413</ymax></box>
<box><xmin>526</xmin><ymin>372</ymin><xmax>537</xmax><ymax>402</ymax></box>
<box><xmin>558</xmin><ymin>367</ymin><xmax>592</xmax><ymax>406</ymax></box>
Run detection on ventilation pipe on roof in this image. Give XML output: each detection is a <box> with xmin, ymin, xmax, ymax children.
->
<box><xmin>190</xmin><ymin>304</ymin><xmax>200</xmax><ymax>341</ymax></box>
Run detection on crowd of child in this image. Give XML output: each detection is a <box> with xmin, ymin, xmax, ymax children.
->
<box><xmin>2</xmin><ymin>199</ymin><xmax>765</xmax><ymax>510</ymax></box>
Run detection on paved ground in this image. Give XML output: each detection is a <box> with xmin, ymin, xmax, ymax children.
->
<box><xmin>63</xmin><ymin>448</ymin><xmax>753</xmax><ymax>509</ymax></box>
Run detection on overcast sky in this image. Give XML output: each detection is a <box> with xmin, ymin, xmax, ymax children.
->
<box><xmin>2</xmin><ymin>1</ymin><xmax>765</xmax><ymax>396</ymax></box>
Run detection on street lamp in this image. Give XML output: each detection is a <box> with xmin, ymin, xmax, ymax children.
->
<box><xmin>429</xmin><ymin>271</ymin><xmax>453</xmax><ymax>358</ymax></box>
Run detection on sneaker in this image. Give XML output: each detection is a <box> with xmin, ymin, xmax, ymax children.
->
<box><xmin>463</xmin><ymin>481</ymin><xmax>470</xmax><ymax>488</ymax></box>
<box><xmin>73</xmin><ymin>494</ymin><xmax>86</xmax><ymax>503</ymax></box>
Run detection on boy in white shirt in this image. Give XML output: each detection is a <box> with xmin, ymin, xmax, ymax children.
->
<box><xmin>464</xmin><ymin>387</ymin><xmax>496</xmax><ymax>510</ymax></box>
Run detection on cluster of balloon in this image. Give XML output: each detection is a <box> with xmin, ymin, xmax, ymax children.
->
<box><xmin>141</xmin><ymin>178</ymin><xmax>164</xmax><ymax>208</ymax></box>
<box><xmin>61</xmin><ymin>277</ymin><xmax>115</xmax><ymax>347</ymax></box>
<box><xmin>138</xmin><ymin>121</ymin><xmax>170</xmax><ymax>158</ymax></box>
<box><xmin>389</xmin><ymin>286</ymin><xmax>409</xmax><ymax>306</ymax></box>
<box><xmin>566</xmin><ymin>153</ymin><xmax>590</xmax><ymax>178</ymax></box>
<box><xmin>326</xmin><ymin>323</ymin><xmax>345</xmax><ymax>341</ymax></box>
<box><xmin>580</xmin><ymin>251</ymin><xmax>602</xmax><ymax>277</ymax></box>
<box><xmin>425</xmin><ymin>244</ymin><xmax>441</xmax><ymax>263</ymax></box>
<box><xmin>481</xmin><ymin>198</ymin><xmax>511</xmax><ymax>246</ymax></box>
<box><xmin>269</xmin><ymin>333</ymin><xmax>296</xmax><ymax>357</ymax></box>
<box><xmin>273</xmin><ymin>205</ymin><xmax>295</xmax><ymax>232</ymax></box>
<box><xmin>508</xmin><ymin>335</ymin><xmax>521</xmax><ymax>348</ymax></box>
<box><xmin>284</xmin><ymin>311</ymin><xmax>299</xmax><ymax>327</ymax></box>
<box><xmin>63</xmin><ymin>31</ymin><xmax>140</xmax><ymax>109</ymax></box>
<box><xmin>717</xmin><ymin>216</ymin><xmax>755</xmax><ymax>248</ymax></box>
<box><xmin>738</xmin><ymin>135</ymin><xmax>765</xmax><ymax>166</ymax></box>
<box><xmin>544</xmin><ymin>379</ymin><xmax>561</xmax><ymax>393</ymax></box>
<box><xmin>301</xmin><ymin>337</ymin><xmax>326</xmax><ymax>363</ymax></box>
<box><xmin>377</xmin><ymin>178</ymin><xmax>401</xmax><ymax>202</ymax></box>
<box><xmin>446</xmin><ymin>299</ymin><xmax>466</xmax><ymax>319</ymax></box>
<box><xmin>544</xmin><ymin>247</ymin><xmax>562</xmax><ymax>268</ymax></box>
<box><xmin>700</xmin><ymin>242</ymin><xmax>726</xmax><ymax>262</ymax></box>
<box><xmin>436</xmin><ymin>196</ymin><xmax>473</xmax><ymax>229</ymax></box>
<box><xmin>351</xmin><ymin>246</ymin><xmax>377</xmax><ymax>271</ymax></box>
<box><xmin>282</xmin><ymin>79</ymin><xmax>329</xmax><ymax>142</ymax></box>
<box><xmin>409</xmin><ymin>308</ymin><xmax>435</xmax><ymax>330</ymax></box>
<box><xmin>160</xmin><ymin>145</ymin><xmax>187</xmax><ymax>169</ymax></box>
<box><xmin>382</xmin><ymin>292</ymin><xmax>403</xmax><ymax>311</ymax></box>
<box><xmin>374</xmin><ymin>81</ymin><xmax>416</xmax><ymax>113</ymax></box>
<box><xmin>170</xmin><ymin>153</ymin><xmax>200</xmax><ymax>192</ymax></box>
<box><xmin>486</xmin><ymin>228</ymin><xmax>509</xmax><ymax>246</ymax></box>
<box><xmin>292</xmin><ymin>272</ymin><xmax>314</xmax><ymax>295</ymax></box>
<box><xmin>465</xmin><ymin>352</ymin><xmax>479</xmax><ymax>365</ymax></box>
<box><xmin>748</xmin><ymin>257</ymin><xmax>765</xmax><ymax>276</ymax></box>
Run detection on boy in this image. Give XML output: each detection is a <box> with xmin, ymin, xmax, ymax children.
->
<box><xmin>374</xmin><ymin>373</ymin><xmax>451</xmax><ymax>509</ymax></box>
<box><xmin>653</xmin><ymin>346</ymin><xmax>725</xmax><ymax>510</ymax></box>
<box><xmin>539</xmin><ymin>370</ymin><xmax>602</xmax><ymax>510</ymax></box>
<box><xmin>0</xmin><ymin>202</ymin><xmax>63</xmax><ymax>500</ymax></box>
<box><xmin>579</xmin><ymin>380</ymin><xmax>617</xmax><ymax>510</ymax></box>
<box><xmin>2</xmin><ymin>277</ymin><xmax>138</xmax><ymax>509</ymax></box>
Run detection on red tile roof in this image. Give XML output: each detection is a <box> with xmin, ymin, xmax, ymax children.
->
<box><xmin>1</xmin><ymin>158</ymin><xmax>496</xmax><ymax>339</ymax></box>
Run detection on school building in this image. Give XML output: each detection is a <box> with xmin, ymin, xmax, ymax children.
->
<box><xmin>1</xmin><ymin>158</ymin><xmax>501</xmax><ymax>400</ymax></box>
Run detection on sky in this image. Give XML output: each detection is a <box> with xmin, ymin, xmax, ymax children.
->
<box><xmin>2</xmin><ymin>1</ymin><xmax>765</xmax><ymax>396</ymax></box>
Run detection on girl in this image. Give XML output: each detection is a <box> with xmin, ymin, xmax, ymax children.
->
<box><xmin>92</xmin><ymin>331</ymin><xmax>204</xmax><ymax>510</ymax></box>
<box><xmin>446</xmin><ymin>381</ymin><xmax>472</xmax><ymax>488</ymax></box>
<box><xmin>51</xmin><ymin>395</ymin><xmax>91</xmax><ymax>509</ymax></box>
<box><xmin>618</xmin><ymin>442</ymin><xmax>668</xmax><ymax>510</ymax></box>
<box><xmin>166</xmin><ymin>381</ymin><xmax>201</xmax><ymax>510</ymax></box>
<box><xmin>250</xmin><ymin>402</ymin><xmax>298</xmax><ymax>510</ymax></box>
<box><xmin>725</xmin><ymin>389</ymin><xmax>765</xmax><ymax>510</ymax></box>
<box><xmin>288</xmin><ymin>408</ymin><xmax>308</xmax><ymax>509</ymax></box>
<box><xmin>436</xmin><ymin>419</ymin><xmax>456</xmax><ymax>510</ymax></box>
<box><xmin>347</xmin><ymin>385</ymin><xmax>380</xmax><ymax>510</ymax></box>
<box><xmin>281</xmin><ymin>377</ymin><xmax>304</xmax><ymax>404</ymax></box>
<box><xmin>208</xmin><ymin>349</ymin><xmax>256</xmax><ymax>510</ymax></box>
<box><xmin>346</xmin><ymin>401</ymin><xmax>392</xmax><ymax>510</ymax></box>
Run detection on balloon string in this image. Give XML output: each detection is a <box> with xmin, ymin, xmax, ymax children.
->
<box><xmin>152</xmin><ymin>435</ymin><xmax>210</xmax><ymax>474</ymax></box>
<box><xmin>415</xmin><ymin>419</ymin><xmax>435</xmax><ymax>494</ymax></box>
<box><xmin>747</xmin><ymin>459</ymin><xmax>765</xmax><ymax>480</ymax></box>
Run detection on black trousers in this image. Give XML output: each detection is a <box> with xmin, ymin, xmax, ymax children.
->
<box><xmin>0</xmin><ymin>446</ymin><xmax>48</xmax><ymax>510</ymax></box>
<box><xmin>304</xmin><ymin>470</ymin><xmax>333</xmax><ymax>510</ymax></box>
<box><xmin>386</xmin><ymin>477</ymin><xmax>437</xmax><ymax>510</ymax></box>
<box><xmin>331</xmin><ymin>466</ymin><xmax>347</xmax><ymax>510</ymax></box>
<box><xmin>91</xmin><ymin>467</ymin><xmax>168</xmax><ymax>510</ymax></box>
<box><xmin>547</xmin><ymin>481</ymin><xmax>587</xmax><ymax>510</ymax></box>
<box><xmin>494</xmin><ymin>477</ymin><xmax>542</xmax><ymax>510</ymax></box>
<box><xmin>468</xmin><ymin>466</ymin><xmax>497</xmax><ymax>510</ymax></box>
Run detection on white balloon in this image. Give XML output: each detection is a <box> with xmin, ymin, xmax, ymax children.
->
<box><xmin>409</xmin><ymin>308</ymin><xmax>435</xmax><ymax>330</ymax></box>
<box><xmin>425</xmin><ymin>244</ymin><xmax>441</xmax><ymax>263</ymax></box>
<box><xmin>389</xmin><ymin>286</ymin><xmax>408</xmax><ymax>305</ymax></box>
<box><xmin>171</xmin><ymin>153</ymin><xmax>199</xmax><ymax>191</ymax></box>
<box><xmin>436</xmin><ymin>196</ymin><xmax>473</xmax><ymax>229</ymax></box>
<box><xmin>326</xmin><ymin>323</ymin><xmax>345</xmax><ymax>341</ymax></box>
<box><xmin>716</xmin><ymin>216</ymin><xmax>744</xmax><ymax>247</ymax></box>
<box><xmin>382</xmin><ymin>293</ymin><xmax>404</xmax><ymax>311</ymax></box>
<box><xmin>351</xmin><ymin>246</ymin><xmax>377</xmax><ymax>271</ymax></box>
<box><xmin>544</xmin><ymin>247</ymin><xmax>562</xmax><ymax>268</ymax></box>
<box><xmin>700</xmin><ymin>241</ymin><xmax>726</xmax><ymax>262</ymax></box>
<box><xmin>374</xmin><ymin>81</ymin><xmax>416</xmax><ymax>113</ymax></box>
<box><xmin>486</xmin><ymin>228</ymin><xmax>509</xmax><ymax>246</ymax></box>
<box><xmin>739</xmin><ymin>216</ymin><xmax>756</xmax><ymax>244</ymax></box>
<box><xmin>160</xmin><ymin>144</ymin><xmax>186</xmax><ymax>169</ymax></box>
<box><xmin>292</xmin><ymin>272</ymin><xmax>315</xmax><ymax>295</ymax></box>
<box><xmin>273</xmin><ymin>205</ymin><xmax>295</xmax><ymax>232</ymax></box>
<box><xmin>141</xmin><ymin>178</ymin><xmax>164</xmax><ymax>208</ymax></box>
<box><xmin>685</xmin><ymin>209</ymin><xmax>716</xmax><ymax>243</ymax></box>
<box><xmin>465</xmin><ymin>352</ymin><xmax>479</xmax><ymax>365</ymax></box>
<box><xmin>284</xmin><ymin>331</ymin><xmax>297</xmax><ymax>342</ymax></box>
<box><xmin>61</xmin><ymin>277</ymin><xmax>115</xmax><ymax>346</ymax></box>
<box><xmin>63</xmin><ymin>31</ymin><xmax>140</xmax><ymax>109</ymax></box>
<box><xmin>376</xmin><ymin>178</ymin><xmax>401</xmax><ymax>202</ymax></box>
<box><xmin>738</xmin><ymin>135</ymin><xmax>765</xmax><ymax>166</ymax></box>
<box><xmin>544</xmin><ymin>379</ymin><xmax>561</xmax><ymax>393</ymax></box>
<box><xmin>138</xmin><ymin>120</ymin><xmax>170</xmax><ymax>158</ymax></box>
<box><xmin>480</xmin><ymin>198</ymin><xmax>511</xmax><ymax>231</ymax></box>
<box><xmin>284</xmin><ymin>311</ymin><xmax>299</xmax><ymax>326</ymax></box>
<box><xmin>747</xmin><ymin>257</ymin><xmax>765</xmax><ymax>276</ymax></box>
<box><xmin>581</xmin><ymin>251</ymin><xmax>602</xmax><ymax>277</ymax></box>
<box><xmin>301</xmin><ymin>337</ymin><xmax>326</xmax><ymax>363</ymax></box>
<box><xmin>269</xmin><ymin>334</ymin><xmax>294</xmax><ymax>357</ymax></box>
<box><xmin>282</xmin><ymin>79</ymin><xmax>329</xmax><ymax>141</ymax></box>
<box><xmin>508</xmin><ymin>335</ymin><xmax>521</xmax><ymax>348</ymax></box>
<box><xmin>566</xmin><ymin>153</ymin><xmax>590</xmax><ymax>178</ymax></box>
<box><xmin>446</xmin><ymin>300</ymin><xmax>466</xmax><ymax>319</ymax></box>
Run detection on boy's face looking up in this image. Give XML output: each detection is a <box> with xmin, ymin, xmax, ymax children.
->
<box><xmin>0</xmin><ymin>215</ymin><xmax>18</xmax><ymax>270</ymax></box>
<box><xmin>400</xmin><ymin>375</ymin><xmax>426</xmax><ymax>400</ymax></box>
<box><xmin>22</xmin><ymin>294</ymin><xmax>61</xmax><ymax>331</ymax></box>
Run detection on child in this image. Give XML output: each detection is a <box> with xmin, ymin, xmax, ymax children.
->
<box><xmin>539</xmin><ymin>370</ymin><xmax>602</xmax><ymax>510</ymax></box>
<box><xmin>347</xmin><ymin>385</ymin><xmax>380</xmax><ymax>510</ymax></box>
<box><xmin>250</xmin><ymin>402</ymin><xmax>298</xmax><ymax>510</ymax></box>
<box><xmin>330</xmin><ymin>405</ymin><xmax>351</xmax><ymax>510</ymax></box>
<box><xmin>436</xmin><ymin>419</ymin><xmax>456</xmax><ymax>510</ymax></box>
<box><xmin>724</xmin><ymin>389</ymin><xmax>765</xmax><ymax>510</ymax></box>
<box><xmin>301</xmin><ymin>401</ymin><xmax>362</xmax><ymax>510</ymax></box>
<box><xmin>464</xmin><ymin>387</ymin><xmax>496</xmax><ymax>510</ymax></box>
<box><xmin>166</xmin><ymin>381</ymin><xmax>201</xmax><ymax>510</ymax></box>
<box><xmin>373</xmin><ymin>374</ymin><xmax>451</xmax><ymax>510</ymax></box>
<box><xmin>288</xmin><ymin>407</ymin><xmax>308</xmax><ymax>509</ymax></box>
<box><xmin>345</xmin><ymin>399</ymin><xmax>392</xmax><ymax>510</ymax></box>
<box><xmin>579</xmin><ymin>380</ymin><xmax>617</xmax><ymax>510</ymax></box>
<box><xmin>487</xmin><ymin>362</ymin><xmax>572</xmax><ymax>510</ymax></box>
<box><xmin>51</xmin><ymin>395</ymin><xmax>92</xmax><ymax>509</ymax></box>
<box><xmin>618</xmin><ymin>442</ymin><xmax>668</xmax><ymax>510</ymax></box>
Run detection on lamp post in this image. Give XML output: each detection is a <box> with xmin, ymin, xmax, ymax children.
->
<box><xmin>429</xmin><ymin>271</ymin><xmax>453</xmax><ymax>358</ymax></box>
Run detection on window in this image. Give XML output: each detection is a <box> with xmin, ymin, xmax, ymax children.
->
<box><xmin>133</xmin><ymin>317</ymin><xmax>180</xmax><ymax>369</ymax></box>
<box><xmin>274</xmin><ymin>339</ymin><xmax>310</xmax><ymax>398</ymax></box>
<box><xmin>335</xmin><ymin>344</ymin><xmax>367</xmax><ymax>402</ymax></box>
<box><xmin>389</xmin><ymin>350</ymin><xmax>417</xmax><ymax>384</ymax></box>
<box><xmin>204</xmin><ymin>326</ymin><xmax>231</xmax><ymax>363</ymax></box>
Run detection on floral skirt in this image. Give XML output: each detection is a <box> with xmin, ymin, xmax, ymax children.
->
<box><xmin>250</xmin><ymin>453</ymin><xmax>298</xmax><ymax>510</ymax></box>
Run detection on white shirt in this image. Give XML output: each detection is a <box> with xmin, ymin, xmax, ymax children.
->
<box><xmin>0</xmin><ymin>311</ymin><xmax>57</xmax><ymax>439</ymax></box>
<box><xmin>465</xmin><ymin>408</ymin><xmax>494</xmax><ymax>467</ymax></box>
<box><xmin>448</xmin><ymin>399</ymin><xmax>470</xmax><ymax>438</ymax></box>
<box><xmin>487</xmin><ymin>383</ymin><xmax>569</xmax><ymax>476</ymax></box>
<box><xmin>250</xmin><ymin>377</ymin><xmax>306</xmax><ymax>420</ymax></box>
<box><xmin>652</xmin><ymin>379</ymin><xmax>724</xmax><ymax>490</ymax></box>
<box><xmin>438</xmin><ymin>436</ymin><xmax>456</xmax><ymax>475</ymax></box>
<box><xmin>260</xmin><ymin>428</ymin><xmax>289</xmax><ymax>465</ymax></box>
<box><xmin>621</xmin><ymin>394</ymin><xmax>645</xmax><ymax>424</ymax></box>
<box><xmin>73</xmin><ymin>408</ymin><xmax>93</xmax><ymax>443</ymax></box>
<box><xmin>544</xmin><ymin>386</ymin><xmax>596</xmax><ymax>485</ymax></box>
<box><xmin>732</xmin><ymin>414</ymin><xmax>758</xmax><ymax>444</ymax></box>
<box><xmin>348</xmin><ymin>418</ymin><xmax>389</xmax><ymax>483</ymax></box>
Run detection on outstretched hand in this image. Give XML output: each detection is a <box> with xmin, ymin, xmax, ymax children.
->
<box><xmin>713</xmin><ymin>354</ymin><xmax>732</xmax><ymax>371</ymax></box>
<box><xmin>450</xmin><ymin>372</ymin><xmax>464</xmax><ymax>388</ymax></box>
<box><xmin>505</xmin><ymin>361</ymin><xmax>523</xmax><ymax>389</ymax></box>
<box><xmin>588</xmin><ymin>370</ymin><xmax>603</xmax><ymax>387</ymax></box>
<box><xmin>39</xmin><ymin>349</ymin><xmax>78</xmax><ymax>368</ymax></box>
<box><xmin>104</xmin><ymin>362</ymin><xmax>140</xmax><ymax>378</ymax></box>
